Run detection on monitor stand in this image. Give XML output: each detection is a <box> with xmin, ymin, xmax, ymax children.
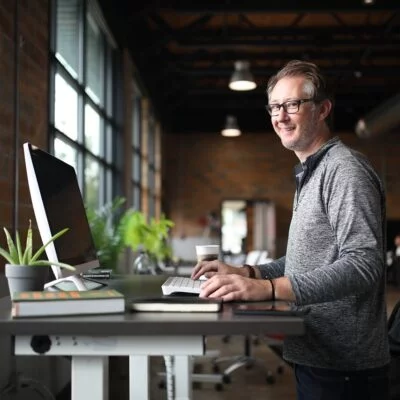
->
<box><xmin>44</xmin><ymin>275</ymin><xmax>105</xmax><ymax>292</ymax></box>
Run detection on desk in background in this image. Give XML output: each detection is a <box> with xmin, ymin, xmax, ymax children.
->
<box><xmin>0</xmin><ymin>275</ymin><xmax>304</xmax><ymax>400</ymax></box>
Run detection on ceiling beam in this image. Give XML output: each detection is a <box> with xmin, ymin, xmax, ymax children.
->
<box><xmin>176</xmin><ymin>37</ymin><xmax>400</xmax><ymax>48</ymax></box>
<box><xmin>167</xmin><ymin>49</ymin><xmax>399</xmax><ymax>63</ymax></box>
<box><xmin>178</xmin><ymin>66</ymin><xmax>400</xmax><ymax>78</ymax></box>
<box><xmin>155</xmin><ymin>1</ymin><xmax>400</xmax><ymax>14</ymax></box>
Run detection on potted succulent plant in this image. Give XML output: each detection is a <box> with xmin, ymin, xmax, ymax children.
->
<box><xmin>0</xmin><ymin>220</ymin><xmax>75</xmax><ymax>296</ymax></box>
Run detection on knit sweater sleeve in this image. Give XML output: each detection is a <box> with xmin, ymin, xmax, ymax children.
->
<box><xmin>257</xmin><ymin>256</ymin><xmax>286</xmax><ymax>279</ymax></box>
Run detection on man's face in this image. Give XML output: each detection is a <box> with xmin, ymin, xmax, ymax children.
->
<box><xmin>268</xmin><ymin>76</ymin><xmax>324</xmax><ymax>157</ymax></box>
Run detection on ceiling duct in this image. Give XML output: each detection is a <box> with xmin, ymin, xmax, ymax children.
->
<box><xmin>355</xmin><ymin>93</ymin><xmax>400</xmax><ymax>139</ymax></box>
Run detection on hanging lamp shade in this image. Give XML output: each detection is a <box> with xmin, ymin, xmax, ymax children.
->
<box><xmin>229</xmin><ymin>60</ymin><xmax>257</xmax><ymax>91</ymax></box>
<box><xmin>221</xmin><ymin>115</ymin><xmax>241</xmax><ymax>137</ymax></box>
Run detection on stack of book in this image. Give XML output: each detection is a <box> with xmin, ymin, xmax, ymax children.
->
<box><xmin>11</xmin><ymin>289</ymin><xmax>125</xmax><ymax>318</ymax></box>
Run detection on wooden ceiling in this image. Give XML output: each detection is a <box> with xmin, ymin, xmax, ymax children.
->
<box><xmin>99</xmin><ymin>1</ymin><xmax>400</xmax><ymax>134</ymax></box>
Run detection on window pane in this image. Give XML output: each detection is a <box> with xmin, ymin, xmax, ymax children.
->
<box><xmin>148</xmin><ymin>196</ymin><xmax>155</xmax><ymax>218</ymax></box>
<box><xmin>56</xmin><ymin>0</ymin><xmax>80</xmax><ymax>78</ymax></box>
<box><xmin>133</xmin><ymin>153</ymin><xmax>141</xmax><ymax>181</ymax></box>
<box><xmin>132</xmin><ymin>97</ymin><xmax>141</xmax><ymax>145</ymax></box>
<box><xmin>85</xmin><ymin>104</ymin><xmax>101</xmax><ymax>156</ymax></box>
<box><xmin>106</xmin><ymin>169</ymin><xmax>112</xmax><ymax>204</ymax></box>
<box><xmin>105</xmin><ymin>124</ymin><xmax>113</xmax><ymax>163</ymax></box>
<box><xmin>148</xmin><ymin>130</ymin><xmax>155</xmax><ymax>165</ymax></box>
<box><xmin>54</xmin><ymin>137</ymin><xmax>78</xmax><ymax>172</ymax></box>
<box><xmin>148</xmin><ymin>167</ymin><xmax>155</xmax><ymax>192</ymax></box>
<box><xmin>55</xmin><ymin>73</ymin><xmax>78</xmax><ymax>140</ymax></box>
<box><xmin>133</xmin><ymin>186</ymin><xmax>141</xmax><ymax>210</ymax></box>
<box><xmin>86</xmin><ymin>14</ymin><xmax>104</xmax><ymax>105</ymax></box>
<box><xmin>106</xmin><ymin>47</ymin><xmax>114</xmax><ymax>115</ymax></box>
<box><xmin>85</xmin><ymin>155</ymin><xmax>100</xmax><ymax>209</ymax></box>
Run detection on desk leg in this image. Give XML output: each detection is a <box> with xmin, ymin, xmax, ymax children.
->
<box><xmin>129</xmin><ymin>355</ymin><xmax>149</xmax><ymax>399</ymax></box>
<box><xmin>71</xmin><ymin>356</ymin><xmax>108</xmax><ymax>400</ymax></box>
<box><xmin>174</xmin><ymin>356</ymin><xmax>192</xmax><ymax>400</ymax></box>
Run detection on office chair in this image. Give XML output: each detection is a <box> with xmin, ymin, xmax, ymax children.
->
<box><xmin>158</xmin><ymin>352</ymin><xmax>226</xmax><ymax>397</ymax></box>
<box><xmin>211</xmin><ymin>335</ymin><xmax>277</xmax><ymax>384</ymax></box>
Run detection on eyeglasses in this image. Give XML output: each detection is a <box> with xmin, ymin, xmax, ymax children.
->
<box><xmin>266</xmin><ymin>98</ymin><xmax>314</xmax><ymax>116</ymax></box>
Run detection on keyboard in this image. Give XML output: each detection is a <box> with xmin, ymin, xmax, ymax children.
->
<box><xmin>161</xmin><ymin>276</ymin><xmax>203</xmax><ymax>295</ymax></box>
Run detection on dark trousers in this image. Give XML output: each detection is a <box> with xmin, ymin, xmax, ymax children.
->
<box><xmin>294</xmin><ymin>364</ymin><xmax>389</xmax><ymax>400</ymax></box>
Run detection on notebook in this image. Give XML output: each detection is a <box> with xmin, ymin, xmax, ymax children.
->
<box><xmin>130</xmin><ymin>296</ymin><xmax>222</xmax><ymax>313</ymax></box>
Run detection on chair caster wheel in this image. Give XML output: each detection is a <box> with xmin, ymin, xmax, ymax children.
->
<box><xmin>266</xmin><ymin>375</ymin><xmax>276</xmax><ymax>384</ymax></box>
<box><xmin>222</xmin><ymin>374</ymin><xmax>231</xmax><ymax>384</ymax></box>
<box><xmin>277</xmin><ymin>365</ymin><xmax>284</xmax><ymax>374</ymax></box>
<box><xmin>215</xmin><ymin>383</ymin><xmax>224</xmax><ymax>391</ymax></box>
<box><xmin>212</xmin><ymin>364</ymin><xmax>220</xmax><ymax>373</ymax></box>
<box><xmin>222</xmin><ymin>335</ymin><xmax>230</xmax><ymax>343</ymax></box>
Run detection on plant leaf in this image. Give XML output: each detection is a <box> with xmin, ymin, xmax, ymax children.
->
<box><xmin>31</xmin><ymin>228</ymin><xmax>69</xmax><ymax>262</ymax></box>
<box><xmin>0</xmin><ymin>247</ymin><xmax>15</xmax><ymax>264</ymax></box>
<box><xmin>24</xmin><ymin>219</ymin><xmax>33</xmax><ymax>263</ymax></box>
<box><xmin>30</xmin><ymin>260</ymin><xmax>76</xmax><ymax>271</ymax></box>
<box><xmin>15</xmin><ymin>230</ymin><xmax>23</xmax><ymax>264</ymax></box>
<box><xmin>21</xmin><ymin>245</ymin><xmax>33</xmax><ymax>264</ymax></box>
<box><xmin>3</xmin><ymin>227</ymin><xmax>19</xmax><ymax>264</ymax></box>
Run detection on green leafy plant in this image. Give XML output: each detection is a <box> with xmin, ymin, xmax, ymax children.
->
<box><xmin>122</xmin><ymin>210</ymin><xmax>175</xmax><ymax>263</ymax></box>
<box><xmin>0</xmin><ymin>220</ymin><xmax>75</xmax><ymax>270</ymax></box>
<box><xmin>85</xmin><ymin>197</ymin><xmax>128</xmax><ymax>271</ymax></box>
<box><xmin>85</xmin><ymin>196</ymin><xmax>175</xmax><ymax>269</ymax></box>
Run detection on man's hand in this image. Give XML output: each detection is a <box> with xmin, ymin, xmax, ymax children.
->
<box><xmin>199</xmin><ymin>274</ymin><xmax>272</xmax><ymax>302</ymax></box>
<box><xmin>191</xmin><ymin>260</ymin><xmax>246</xmax><ymax>280</ymax></box>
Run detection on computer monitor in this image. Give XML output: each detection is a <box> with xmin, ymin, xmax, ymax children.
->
<box><xmin>23</xmin><ymin>142</ymin><xmax>102</xmax><ymax>291</ymax></box>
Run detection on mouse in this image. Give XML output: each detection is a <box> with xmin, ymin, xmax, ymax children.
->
<box><xmin>199</xmin><ymin>274</ymin><xmax>208</xmax><ymax>281</ymax></box>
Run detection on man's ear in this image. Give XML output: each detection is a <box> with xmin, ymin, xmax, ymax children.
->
<box><xmin>319</xmin><ymin>99</ymin><xmax>332</xmax><ymax>122</ymax></box>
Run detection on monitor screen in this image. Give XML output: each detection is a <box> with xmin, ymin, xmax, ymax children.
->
<box><xmin>23</xmin><ymin>142</ymin><xmax>99</xmax><ymax>280</ymax></box>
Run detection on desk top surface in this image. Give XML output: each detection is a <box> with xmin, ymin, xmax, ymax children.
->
<box><xmin>0</xmin><ymin>275</ymin><xmax>304</xmax><ymax>336</ymax></box>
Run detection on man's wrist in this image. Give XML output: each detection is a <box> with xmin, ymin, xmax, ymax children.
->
<box><xmin>243</xmin><ymin>264</ymin><xmax>256</xmax><ymax>278</ymax></box>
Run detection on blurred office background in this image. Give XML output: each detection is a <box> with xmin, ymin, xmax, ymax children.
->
<box><xmin>0</xmin><ymin>0</ymin><xmax>400</xmax><ymax>397</ymax></box>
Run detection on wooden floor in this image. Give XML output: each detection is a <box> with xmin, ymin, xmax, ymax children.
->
<box><xmin>107</xmin><ymin>284</ymin><xmax>400</xmax><ymax>400</ymax></box>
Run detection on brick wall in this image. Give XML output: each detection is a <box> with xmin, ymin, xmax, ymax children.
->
<box><xmin>163</xmin><ymin>130</ymin><xmax>400</xmax><ymax>257</ymax></box>
<box><xmin>1</xmin><ymin>0</ymin><xmax>400</xmax><ymax>267</ymax></box>
<box><xmin>0</xmin><ymin>1</ymin><xmax>50</xmax><ymax>272</ymax></box>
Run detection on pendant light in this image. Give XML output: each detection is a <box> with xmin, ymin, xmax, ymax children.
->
<box><xmin>221</xmin><ymin>115</ymin><xmax>241</xmax><ymax>137</ymax></box>
<box><xmin>229</xmin><ymin>60</ymin><xmax>257</xmax><ymax>91</ymax></box>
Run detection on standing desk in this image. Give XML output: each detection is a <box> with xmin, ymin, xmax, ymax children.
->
<box><xmin>0</xmin><ymin>275</ymin><xmax>304</xmax><ymax>400</ymax></box>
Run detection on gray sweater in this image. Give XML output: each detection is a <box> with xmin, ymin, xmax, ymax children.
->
<box><xmin>259</xmin><ymin>137</ymin><xmax>390</xmax><ymax>370</ymax></box>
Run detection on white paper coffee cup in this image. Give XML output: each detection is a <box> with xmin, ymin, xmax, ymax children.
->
<box><xmin>195</xmin><ymin>245</ymin><xmax>220</xmax><ymax>262</ymax></box>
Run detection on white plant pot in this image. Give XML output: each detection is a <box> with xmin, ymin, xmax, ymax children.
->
<box><xmin>5</xmin><ymin>264</ymin><xmax>49</xmax><ymax>298</ymax></box>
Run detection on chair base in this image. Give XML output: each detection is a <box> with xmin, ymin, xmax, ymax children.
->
<box><xmin>212</xmin><ymin>355</ymin><xmax>276</xmax><ymax>384</ymax></box>
<box><xmin>157</xmin><ymin>352</ymin><xmax>226</xmax><ymax>395</ymax></box>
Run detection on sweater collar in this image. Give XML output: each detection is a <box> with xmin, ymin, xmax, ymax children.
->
<box><xmin>294</xmin><ymin>136</ymin><xmax>340</xmax><ymax>176</ymax></box>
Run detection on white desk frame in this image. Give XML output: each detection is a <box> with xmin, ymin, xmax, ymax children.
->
<box><xmin>15</xmin><ymin>335</ymin><xmax>203</xmax><ymax>400</ymax></box>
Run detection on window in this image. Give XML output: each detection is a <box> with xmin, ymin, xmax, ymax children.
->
<box><xmin>50</xmin><ymin>0</ymin><xmax>121</xmax><ymax>209</ymax></box>
<box><xmin>131</xmin><ymin>83</ymin><xmax>142</xmax><ymax>211</ymax></box>
<box><xmin>131</xmin><ymin>82</ymin><xmax>161</xmax><ymax>218</ymax></box>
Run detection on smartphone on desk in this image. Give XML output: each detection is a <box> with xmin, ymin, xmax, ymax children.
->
<box><xmin>233</xmin><ymin>301</ymin><xmax>307</xmax><ymax>316</ymax></box>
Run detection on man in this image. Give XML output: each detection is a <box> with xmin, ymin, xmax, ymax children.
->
<box><xmin>192</xmin><ymin>60</ymin><xmax>390</xmax><ymax>399</ymax></box>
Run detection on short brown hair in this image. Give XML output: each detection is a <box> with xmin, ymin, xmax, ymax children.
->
<box><xmin>266</xmin><ymin>60</ymin><xmax>334</xmax><ymax>130</ymax></box>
